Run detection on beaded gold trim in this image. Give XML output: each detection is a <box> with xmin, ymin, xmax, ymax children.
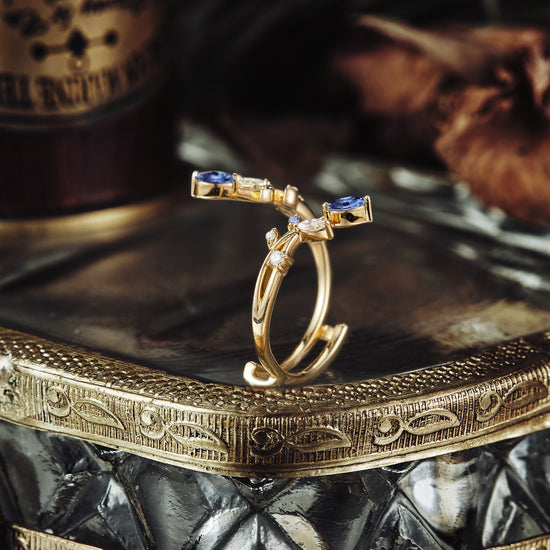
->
<box><xmin>9</xmin><ymin>524</ymin><xmax>101</xmax><ymax>550</ymax></box>
<box><xmin>488</xmin><ymin>533</ymin><xmax>550</xmax><ymax>549</ymax></box>
<box><xmin>0</xmin><ymin>326</ymin><xmax>549</xmax><ymax>477</ymax></box>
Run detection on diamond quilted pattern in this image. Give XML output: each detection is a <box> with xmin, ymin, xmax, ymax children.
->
<box><xmin>0</xmin><ymin>420</ymin><xmax>549</xmax><ymax>549</ymax></box>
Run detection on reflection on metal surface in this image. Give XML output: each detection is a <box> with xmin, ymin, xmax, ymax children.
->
<box><xmin>9</xmin><ymin>524</ymin><xmax>101</xmax><ymax>549</ymax></box>
<box><xmin>488</xmin><ymin>533</ymin><xmax>550</xmax><ymax>549</ymax></box>
<box><xmin>0</xmin><ymin>193</ymin><xmax>177</xmax><ymax>239</ymax></box>
<box><xmin>0</xmin><ymin>326</ymin><xmax>550</xmax><ymax>476</ymax></box>
<box><xmin>3</xmin><ymin>159</ymin><xmax>550</xmax><ymax>385</ymax></box>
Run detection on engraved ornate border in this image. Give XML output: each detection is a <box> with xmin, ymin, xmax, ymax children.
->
<box><xmin>9</xmin><ymin>524</ymin><xmax>101</xmax><ymax>550</ymax></box>
<box><xmin>0</xmin><ymin>326</ymin><xmax>550</xmax><ymax>477</ymax></box>
<box><xmin>487</xmin><ymin>533</ymin><xmax>550</xmax><ymax>550</ymax></box>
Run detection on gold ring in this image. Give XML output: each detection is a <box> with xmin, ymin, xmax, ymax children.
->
<box><xmin>191</xmin><ymin>170</ymin><xmax>335</xmax><ymax>377</ymax></box>
<box><xmin>245</xmin><ymin>196</ymin><xmax>373</xmax><ymax>386</ymax></box>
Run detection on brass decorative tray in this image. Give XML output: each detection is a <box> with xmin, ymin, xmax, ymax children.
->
<box><xmin>0</xmin><ymin>326</ymin><xmax>549</xmax><ymax>478</ymax></box>
<box><xmin>1</xmin><ymin>160</ymin><xmax>550</xmax><ymax>548</ymax></box>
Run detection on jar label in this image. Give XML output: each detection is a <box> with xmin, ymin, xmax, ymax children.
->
<box><xmin>0</xmin><ymin>0</ymin><xmax>166</xmax><ymax>119</ymax></box>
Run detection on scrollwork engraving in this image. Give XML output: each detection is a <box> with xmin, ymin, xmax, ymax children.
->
<box><xmin>0</xmin><ymin>326</ymin><xmax>549</xmax><ymax>477</ymax></box>
<box><xmin>46</xmin><ymin>386</ymin><xmax>71</xmax><ymax>417</ymax></box>
<box><xmin>46</xmin><ymin>386</ymin><xmax>124</xmax><ymax>430</ymax></box>
<box><xmin>139</xmin><ymin>406</ymin><xmax>228</xmax><ymax>454</ymax></box>
<box><xmin>477</xmin><ymin>380</ymin><xmax>548</xmax><ymax>422</ymax></box>
<box><xmin>139</xmin><ymin>406</ymin><xmax>166</xmax><ymax>439</ymax></box>
<box><xmin>250</xmin><ymin>426</ymin><xmax>351</xmax><ymax>458</ymax></box>
<box><xmin>374</xmin><ymin>409</ymin><xmax>460</xmax><ymax>446</ymax></box>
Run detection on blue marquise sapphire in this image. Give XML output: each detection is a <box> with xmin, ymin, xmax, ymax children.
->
<box><xmin>196</xmin><ymin>171</ymin><xmax>234</xmax><ymax>184</ymax></box>
<box><xmin>327</xmin><ymin>196</ymin><xmax>365</xmax><ymax>212</ymax></box>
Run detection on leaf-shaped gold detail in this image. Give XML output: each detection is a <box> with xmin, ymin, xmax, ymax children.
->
<box><xmin>477</xmin><ymin>380</ymin><xmax>548</xmax><ymax>422</ymax></box>
<box><xmin>167</xmin><ymin>422</ymin><xmax>228</xmax><ymax>454</ymax></box>
<box><xmin>374</xmin><ymin>409</ymin><xmax>459</xmax><ymax>446</ymax></box>
<box><xmin>503</xmin><ymin>380</ymin><xmax>548</xmax><ymax>410</ymax></box>
<box><xmin>71</xmin><ymin>399</ymin><xmax>124</xmax><ymax>430</ymax></box>
<box><xmin>286</xmin><ymin>427</ymin><xmax>352</xmax><ymax>453</ymax></box>
<box><xmin>406</xmin><ymin>409</ymin><xmax>460</xmax><ymax>435</ymax></box>
<box><xmin>251</xmin><ymin>426</ymin><xmax>351</xmax><ymax>458</ymax></box>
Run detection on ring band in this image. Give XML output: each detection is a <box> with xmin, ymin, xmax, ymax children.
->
<box><xmin>191</xmin><ymin>171</ymin><xmax>335</xmax><ymax>378</ymax></box>
<box><xmin>245</xmin><ymin>196</ymin><xmax>373</xmax><ymax>386</ymax></box>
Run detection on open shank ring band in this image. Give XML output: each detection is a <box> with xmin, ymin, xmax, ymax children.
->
<box><xmin>245</xmin><ymin>196</ymin><xmax>373</xmax><ymax>386</ymax></box>
<box><xmin>191</xmin><ymin>171</ymin><xmax>333</xmax><ymax>376</ymax></box>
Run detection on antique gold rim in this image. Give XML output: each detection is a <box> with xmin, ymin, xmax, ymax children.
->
<box><xmin>5</xmin><ymin>525</ymin><xmax>550</xmax><ymax>550</ymax></box>
<box><xmin>0</xmin><ymin>326</ymin><xmax>549</xmax><ymax>477</ymax></box>
<box><xmin>486</xmin><ymin>533</ymin><xmax>550</xmax><ymax>549</ymax></box>
<box><xmin>8</xmin><ymin>524</ymin><xmax>101</xmax><ymax>550</ymax></box>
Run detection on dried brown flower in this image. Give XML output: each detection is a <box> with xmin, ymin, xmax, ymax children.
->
<box><xmin>334</xmin><ymin>18</ymin><xmax>550</xmax><ymax>224</ymax></box>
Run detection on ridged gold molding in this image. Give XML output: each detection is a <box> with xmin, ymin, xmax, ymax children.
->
<box><xmin>9</xmin><ymin>524</ymin><xmax>101</xmax><ymax>550</ymax></box>
<box><xmin>488</xmin><ymin>533</ymin><xmax>550</xmax><ymax>550</ymax></box>
<box><xmin>7</xmin><ymin>525</ymin><xmax>550</xmax><ymax>550</ymax></box>
<box><xmin>0</xmin><ymin>326</ymin><xmax>550</xmax><ymax>477</ymax></box>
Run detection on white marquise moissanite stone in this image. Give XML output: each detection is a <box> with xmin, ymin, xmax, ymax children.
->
<box><xmin>268</xmin><ymin>250</ymin><xmax>285</xmax><ymax>266</ymax></box>
<box><xmin>239</xmin><ymin>177</ymin><xmax>267</xmax><ymax>191</ymax></box>
<box><xmin>298</xmin><ymin>218</ymin><xmax>326</xmax><ymax>232</ymax></box>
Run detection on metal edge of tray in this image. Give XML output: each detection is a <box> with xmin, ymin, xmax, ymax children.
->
<box><xmin>0</xmin><ymin>326</ymin><xmax>549</xmax><ymax>478</ymax></box>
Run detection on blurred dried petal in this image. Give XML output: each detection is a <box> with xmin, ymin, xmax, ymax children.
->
<box><xmin>336</xmin><ymin>45</ymin><xmax>442</xmax><ymax>115</ymax></box>
<box><xmin>436</xmin><ymin>85</ymin><xmax>550</xmax><ymax>224</ymax></box>
<box><xmin>335</xmin><ymin>17</ymin><xmax>550</xmax><ymax>223</ymax></box>
<box><xmin>333</xmin><ymin>17</ymin><xmax>501</xmax><ymax>116</ymax></box>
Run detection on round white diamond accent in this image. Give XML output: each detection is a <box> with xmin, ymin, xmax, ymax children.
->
<box><xmin>265</xmin><ymin>229</ymin><xmax>277</xmax><ymax>242</ymax></box>
<box><xmin>298</xmin><ymin>218</ymin><xmax>326</xmax><ymax>232</ymax></box>
<box><xmin>268</xmin><ymin>250</ymin><xmax>285</xmax><ymax>267</ymax></box>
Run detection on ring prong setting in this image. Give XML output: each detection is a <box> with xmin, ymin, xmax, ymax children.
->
<box><xmin>265</xmin><ymin>228</ymin><xmax>279</xmax><ymax>249</ymax></box>
<box><xmin>296</xmin><ymin>217</ymin><xmax>334</xmax><ymax>241</ymax></box>
<box><xmin>323</xmin><ymin>195</ymin><xmax>373</xmax><ymax>227</ymax></box>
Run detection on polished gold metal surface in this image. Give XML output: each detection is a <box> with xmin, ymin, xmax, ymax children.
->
<box><xmin>488</xmin><ymin>533</ymin><xmax>550</xmax><ymax>550</ymax></box>
<box><xmin>191</xmin><ymin>171</ymin><xmax>303</xmax><ymax>217</ymax></box>
<box><xmin>0</xmin><ymin>325</ymin><xmax>550</xmax><ymax>478</ymax></box>
<box><xmin>245</xmin><ymin>198</ymin><xmax>372</xmax><ymax>387</ymax></box>
<box><xmin>0</xmin><ymin>0</ymin><xmax>165</xmax><ymax>119</ymax></box>
<box><xmin>9</xmin><ymin>523</ymin><xmax>101</xmax><ymax>550</ymax></box>
<box><xmin>322</xmin><ymin>197</ymin><xmax>373</xmax><ymax>228</ymax></box>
